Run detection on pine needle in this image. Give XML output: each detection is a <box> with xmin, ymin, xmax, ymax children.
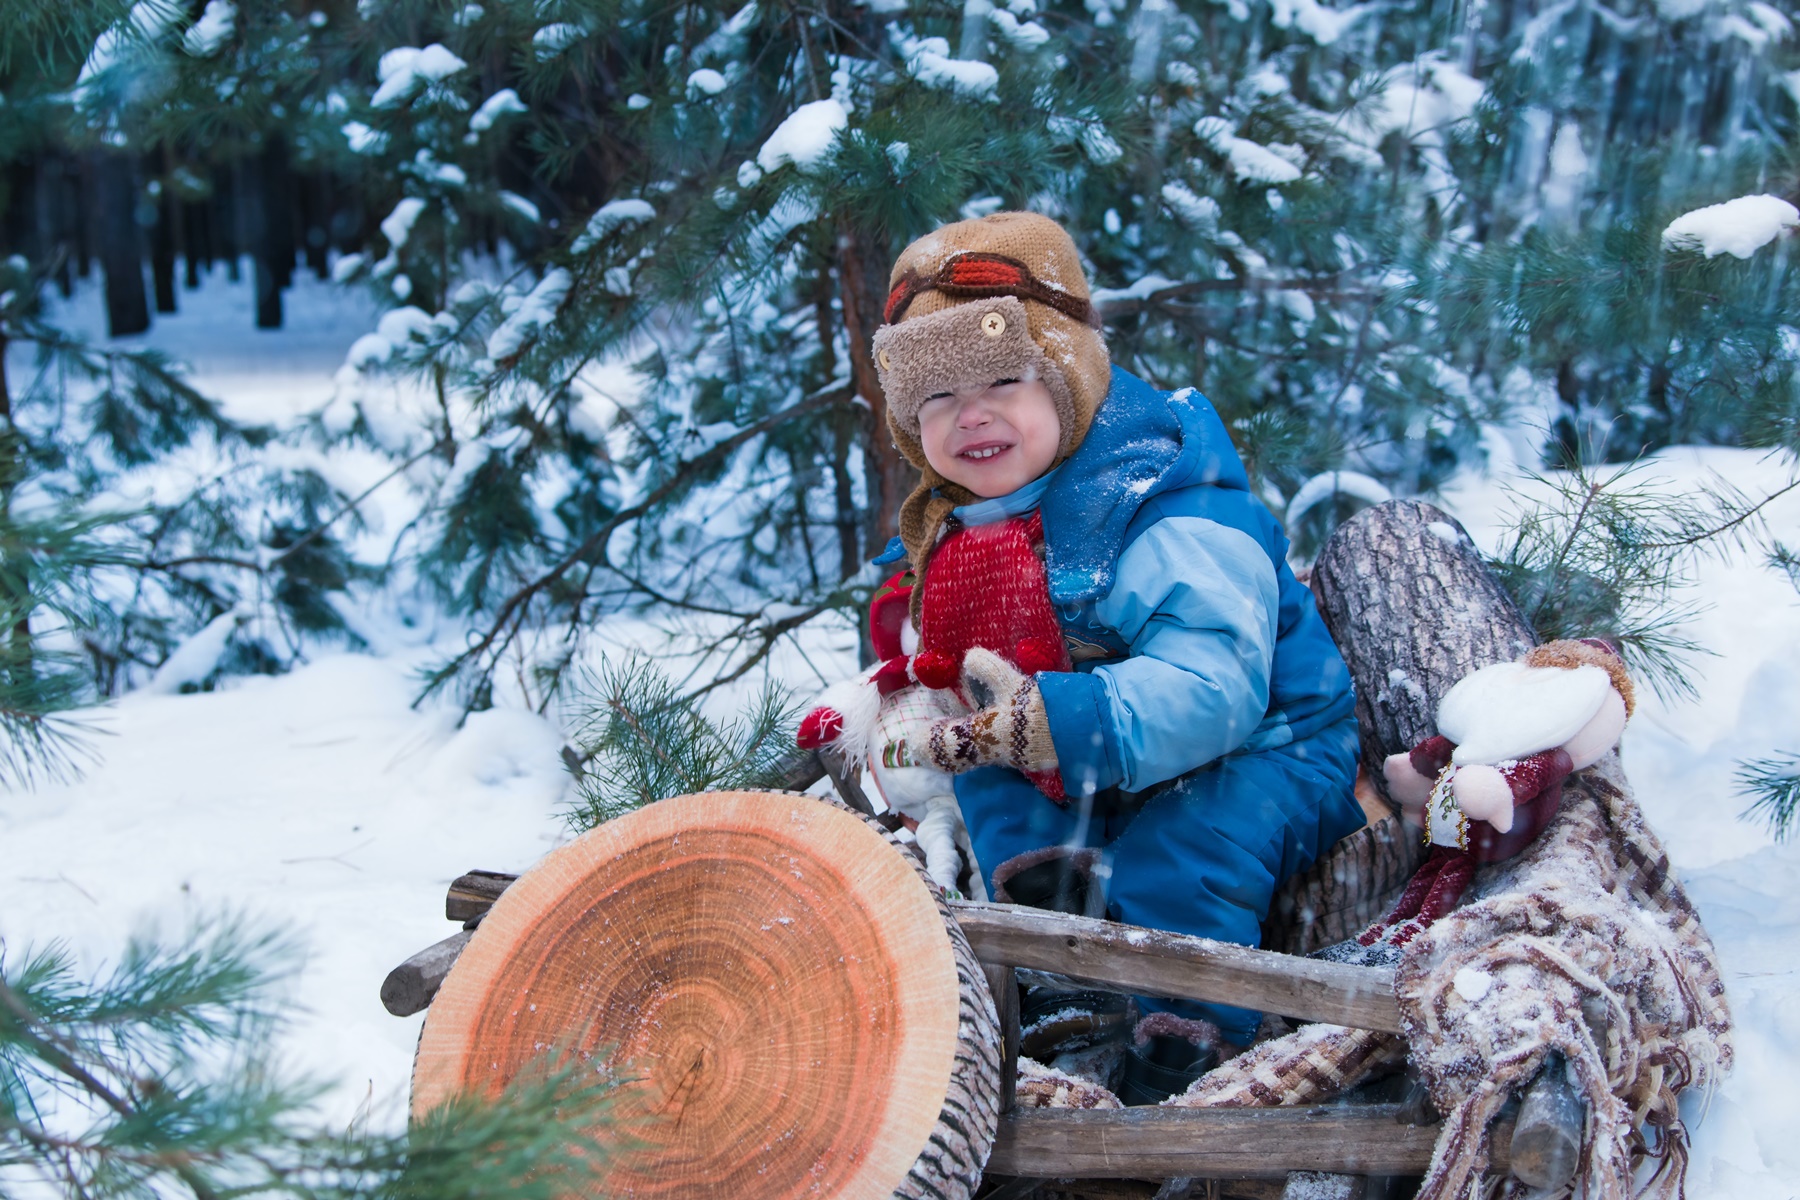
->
<box><xmin>563</xmin><ymin>654</ymin><xmax>801</xmax><ymax>831</ymax></box>
<box><xmin>1736</xmin><ymin>754</ymin><xmax>1800</xmax><ymax>842</ymax></box>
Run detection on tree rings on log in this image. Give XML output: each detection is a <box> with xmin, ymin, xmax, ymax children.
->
<box><xmin>412</xmin><ymin>790</ymin><xmax>1001</xmax><ymax>1199</ymax></box>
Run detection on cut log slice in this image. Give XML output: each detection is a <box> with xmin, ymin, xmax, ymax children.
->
<box><xmin>412</xmin><ymin>790</ymin><xmax>1001</xmax><ymax>1199</ymax></box>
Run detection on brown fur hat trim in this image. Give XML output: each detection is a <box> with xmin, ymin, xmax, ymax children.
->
<box><xmin>873</xmin><ymin>296</ymin><xmax>1080</xmax><ymax>455</ymax></box>
<box><xmin>1522</xmin><ymin>638</ymin><xmax>1636</xmax><ymax>717</ymax></box>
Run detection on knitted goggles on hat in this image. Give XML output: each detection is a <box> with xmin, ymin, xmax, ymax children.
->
<box><xmin>873</xmin><ymin>252</ymin><xmax>1101</xmax><ymax>458</ymax></box>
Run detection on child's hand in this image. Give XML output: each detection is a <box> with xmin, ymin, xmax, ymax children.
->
<box><xmin>924</xmin><ymin>648</ymin><xmax>1058</xmax><ymax>775</ymax></box>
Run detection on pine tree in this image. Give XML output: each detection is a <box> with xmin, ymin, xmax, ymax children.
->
<box><xmin>308</xmin><ymin>0</ymin><xmax>1800</xmax><ymax>717</ymax></box>
<box><xmin>0</xmin><ymin>920</ymin><xmax>626</xmax><ymax>1199</ymax></box>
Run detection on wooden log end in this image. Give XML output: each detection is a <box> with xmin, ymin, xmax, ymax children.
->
<box><xmin>380</xmin><ymin>930</ymin><xmax>472</xmax><ymax>1017</ymax></box>
<box><xmin>444</xmin><ymin>870</ymin><xmax>519</xmax><ymax>923</ymax></box>
<box><xmin>1508</xmin><ymin>1053</ymin><xmax>1585</xmax><ymax>1190</ymax></box>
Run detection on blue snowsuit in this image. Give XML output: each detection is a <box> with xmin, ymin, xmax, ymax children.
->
<box><xmin>880</xmin><ymin>367</ymin><xmax>1365</xmax><ymax>1042</ymax></box>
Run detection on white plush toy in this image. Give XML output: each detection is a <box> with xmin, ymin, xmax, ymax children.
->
<box><xmin>1382</xmin><ymin>638</ymin><xmax>1635</xmax><ymax>857</ymax></box>
<box><xmin>1340</xmin><ymin>638</ymin><xmax>1636</xmax><ymax>956</ymax></box>
<box><xmin>796</xmin><ymin>572</ymin><xmax>986</xmax><ymax>898</ymax></box>
<box><xmin>801</xmin><ymin>673</ymin><xmax>983</xmax><ymax>897</ymax></box>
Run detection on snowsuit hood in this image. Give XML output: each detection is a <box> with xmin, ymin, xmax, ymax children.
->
<box><xmin>1039</xmin><ymin>367</ymin><xmax>1249</xmax><ymax>606</ymax></box>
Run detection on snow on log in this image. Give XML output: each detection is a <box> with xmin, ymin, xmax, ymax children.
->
<box><xmin>410</xmin><ymin>790</ymin><xmax>1000</xmax><ymax>1200</ymax></box>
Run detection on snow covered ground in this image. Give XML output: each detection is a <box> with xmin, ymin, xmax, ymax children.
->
<box><xmin>3</xmin><ymin>270</ymin><xmax>1796</xmax><ymax>1194</ymax></box>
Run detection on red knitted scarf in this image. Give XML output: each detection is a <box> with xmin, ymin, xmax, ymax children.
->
<box><xmin>914</xmin><ymin>511</ymin><xmax>1071</xmax><ymax>802</ymax></box>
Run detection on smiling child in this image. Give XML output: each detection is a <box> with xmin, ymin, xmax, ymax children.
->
<box><xmin>866</xmin><ymin>212</ymin><xmax>1365</xmax><ymax>1072</ymax></box>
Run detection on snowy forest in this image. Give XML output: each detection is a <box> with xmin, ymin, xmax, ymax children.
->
<box><xmin>3</xmin><ymin>0</ymin><xmax>1800</xmax><ymax>1195</ymax></box>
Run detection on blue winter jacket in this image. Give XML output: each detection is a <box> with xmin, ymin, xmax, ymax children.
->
<box><xmin>878</xmin><ymin>369</ymin><xmax>1362</xmax><ymax>1039</ymax></box>
<box><xmin>881</xmin><ymin>366</ymin><xmax>1355</xmax><ymax>794</ymax></box>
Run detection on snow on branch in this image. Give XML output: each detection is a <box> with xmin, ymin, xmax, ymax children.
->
<box><xmin>1662</xmin><ymin>194</ymin><xmax>1800</xmax><ymax>259</ymax></box>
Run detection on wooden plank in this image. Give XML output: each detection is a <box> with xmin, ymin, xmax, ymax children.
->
<box><xmin>380</xmin><ymin>930</ymin><xmax>472</xmax><ymax>1017</ymax></box>
<box><xmin>988</xmin><ymin>1104</ymin><xmax>1504</xmax><ymax>1179</ymax></box>
<box><xmin>405</xmin><ymin>893</ymin><xmax>1404</xmax><ymax>1030</ymax></box>
<box><xmin>446</xmin><ymin>870</ymin><xmax>518</xmax><ymax>923</ymax></box>
<box><xmin>984</xmin><ymin>963</ymin><xmax>1020</xmax><ymax>1111</ymax></box>
<box><xmin>951</xmin><ymin>903</ymin><xmax>1402</xmax><ymax>1034</ymax></box>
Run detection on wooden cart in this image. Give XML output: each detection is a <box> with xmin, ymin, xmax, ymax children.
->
<box><xmin>382</xmin><ymin>502</ymin><xmax>1592</xmax><ymax>1199</ymax></box>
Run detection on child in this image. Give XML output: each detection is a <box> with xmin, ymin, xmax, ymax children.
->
<box><xmin>866</xmin><ymin>211</ymin><xmax>1366</xmax><ymax>1062</ymax></box>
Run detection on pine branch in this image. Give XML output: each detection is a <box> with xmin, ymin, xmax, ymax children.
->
<box><xmin>564</xmin><ymin>654</ymin><xmax>801</xmax><ymax>830</ymax></box>
<box><xmin>1736</xmin><ymin>753</ymin><xmax>1800</xmax><ymax>842</ymax></box>
<box><xmin>419</xmin><ymin>387</ymin><xmax>850</xmax><ymax>707</ymax></box>
<box><xmin>1</xmin><ymin>923</ymin><xmax>626</xmax><ymax>1200</ymax></box>
<box><xmin>1482</xmin><ymin>462</ymin><xmax>1790</xmax><ymax>703</ymax></box>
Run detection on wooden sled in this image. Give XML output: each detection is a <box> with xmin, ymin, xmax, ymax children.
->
<box><xmin>383</xmin><ymin>501</ymin><xmax>1592</xmax><ymax>1199</ymax></box>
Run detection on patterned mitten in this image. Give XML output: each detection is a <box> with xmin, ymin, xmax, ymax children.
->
<box><xmin>925</xmin><ymin>648</ymin><xmax>1059</xmax><ymax>776</ymax></box>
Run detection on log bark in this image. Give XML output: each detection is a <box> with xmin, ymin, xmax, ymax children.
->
<box><xmin>411</xmin><ymin>791</ymin><xmax>1000</xmax><ymax>1200</ymax></box>
<box><xmin>986</xmin><ymin>1105</ymin><xmax>1513</xmax><ymax>1179</ymax></box>
<box><xmin>1310</xmin><ymin>499</ymin><xmax>1535</xmax><ymax>786</ymax></box>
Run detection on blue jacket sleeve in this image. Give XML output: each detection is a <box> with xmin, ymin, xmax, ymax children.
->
<box><xmin>1038</xmin><ymin>516</ymin><xmax>1279</xmax><ymax>794</ymax></box>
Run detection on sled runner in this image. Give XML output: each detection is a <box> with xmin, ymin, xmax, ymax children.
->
<box><xmin>383</xmin><ymin>500</ymin><xmax>1731</xmax><ymax>1199</ymax></box>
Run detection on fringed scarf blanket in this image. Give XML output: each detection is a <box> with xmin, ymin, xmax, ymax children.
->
<box><xmin>1168</xmin><ymin>757</ymin><xmax>1732</xmax><ymax>1200</ymax></box>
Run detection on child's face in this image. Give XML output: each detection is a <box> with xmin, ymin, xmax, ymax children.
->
<box><xmin>917</xmin><ymin>378</ymin><xmax>1061</xmax><ymax>498</ymax></box>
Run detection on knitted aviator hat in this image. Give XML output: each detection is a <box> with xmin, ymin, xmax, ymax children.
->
<box><xmin>873</xmin><ymin>212</ymin><xmax>1111</xmax><ymax>573</ymax></box>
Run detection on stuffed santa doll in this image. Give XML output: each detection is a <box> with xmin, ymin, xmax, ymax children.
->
<box><xmin>1350</xmin><ymin>637</ymin><xmax>1635</xmax><ymax>954</ymax></box>
<box><xmin>797</xmin><ymin>513</ymin><xmax>1074</xmax><ymax>895</ymax></box>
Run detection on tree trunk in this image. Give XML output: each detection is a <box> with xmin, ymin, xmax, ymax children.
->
<box><xmin>221</xmin><ymin>163</ymin><xmax>243</xmax><ymax>284</ymax></box>
<box><xmin>1263</xmin><ymin>500</ymin><xmax>1535</xmax><ymax>955</ymax></box>
<box><xmin>301</xmin><ymin>172</ymin><xmax>330</xmax><ymax>280</ymax></box>
<box><xmin>44</xmin><ymin>158</ymin><xmax>74</xmax><ymax>297</ymax></box>
<box><xmin>413</xmin><ymin>790</ymin><xmax>1000</xmax><ymax>1199</ymax></box>
<box><xmin>151</xmin><ymin>183</ymin><xmax>177</xmax><ymax>314</ymax></box>
<box><xmin>94</xmin><ymin>153</ymin><xmax>149</xmax><ymax>337</ymax></box>
<box><xmin>1310</xmin><ymin>498</ymin><xmax>1536</xmax><ymax>787</ymax></box>
<box><xmin>835</xmin><ymin>219</ymin><xmax>917</xmax><ymax>550</ymax></box>
<box><xmin>250</xmin><ymin>138</ymin><xmax>292</xmax><ymax>329</ymax></box>
<box><xmin>182</xmin><ymin>195</ymin><xmax>204</xmax><ymax>290</ymax></box>
<box><xmin>72</xmin><ymin>156</ymin><xmax>93</xmax><ymax>285</ymax></box>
